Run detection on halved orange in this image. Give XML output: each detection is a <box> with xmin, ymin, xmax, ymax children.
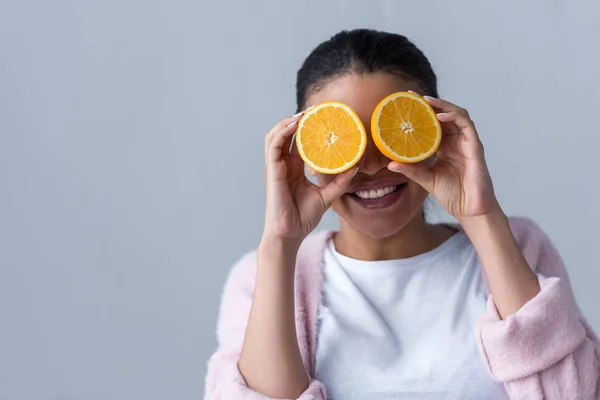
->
<box><xmin>371</xmin><ymin>92</ymin><xmax>442</xmax><ymax>163</ymax></box>
<box><xmin>296</xmin><ymin>102</ymin><xmax>367</xmax><ymax>174</ymax></box>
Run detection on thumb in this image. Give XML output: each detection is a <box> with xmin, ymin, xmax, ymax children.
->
<box><xmin>388</xmin><ymin>162</ymin><xmax>435</xmax><ymax>193</ymax></box>
<box><xmin>319</xmin><ymin>167</ymin><xmax>358</xmax><ymax>209</ymax></box>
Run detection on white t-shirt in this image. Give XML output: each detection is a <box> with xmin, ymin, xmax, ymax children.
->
<box><xmin>314</xmin><ymin>232</ymin><xmax>509</xmax><ymax>400</ymax></box>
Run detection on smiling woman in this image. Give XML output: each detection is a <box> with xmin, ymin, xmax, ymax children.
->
<box><xmin>204</xmin><ymin>29</ymin><xmax>600</xmax><ymax>400</ymax></box>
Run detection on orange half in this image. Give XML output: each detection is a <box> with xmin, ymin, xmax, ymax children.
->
<box><xmin>296</xmin><ymin>102</ymin><xmax>367</xmax><ymax>174</ymax></box>
<box><xmin>371</xmin><ymin>92</ymin><xmax>442</xmax><ymax>163</ymax></box>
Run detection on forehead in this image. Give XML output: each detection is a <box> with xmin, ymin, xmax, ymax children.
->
<box><xmin>306</xmin><ymin>72</ymin><xmax>420</xmax><ymax>124</ymax></box>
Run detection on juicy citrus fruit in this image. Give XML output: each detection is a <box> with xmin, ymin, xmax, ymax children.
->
<box><xmin>371</xmin><ymin>91</ymin><xmax>442</xmax><ymax>163</ymax></box>
<box><xmin>296</xmin><ymin>102</ymin><xmax>367</xmax><ymax>174</ymax></box>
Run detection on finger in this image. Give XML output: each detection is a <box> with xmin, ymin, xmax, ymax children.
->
<box><xmin>269</xmin><ymin>105</ymin><xmax>315</xmax><ymax>138</ymax></box>
<box><xmin>388</xmin><ymin>161</ymin><xmax>435</xmax><ymax>193</ymax></box>
<box><xmin>436</xmin><ymin>111</ymin><xmax>480</xmax><ymax>142</ymax></box>
<box><xmin>264</xmin><ymin>117</ymin><xmax>298</xmax><ymax>163</ymax></box>
<box><xmin>264</xmin><ymin>116</ymin><xmax>303</xmax><ymax>166</ymax></box>
<box><xmin>264</xmin><ymin>106</ymin><xmax>315</xmax><ymax>165</ymax></box>
<box><xmin>408</xmin><ymin>92</ymin><xmax>476</xmax><ymax>137</ymax></box>
<box><xmin>319</xmin><ymin>167</ymin><xmax>359</xmax><ymax>208</ymax></box>
<box><xmin>267</xmin><ymin>120</ymin><xmax>298</xmax><ymax>165</ymax></box>
<box><xmin>422</xmin><ymin>96</ymin><xmax>469</xmax><ymax>117</ymax></box>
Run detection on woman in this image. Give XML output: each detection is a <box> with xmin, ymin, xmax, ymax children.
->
<box><xmin>205</xmin><ymin>29</ymin><xmax>600</xmax><ymax>399</ymax></box>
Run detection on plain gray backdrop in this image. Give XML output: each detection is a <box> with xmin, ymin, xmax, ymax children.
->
<box><xmin>1</xmin><ymin>0</ymin><xmax>599</xmax><ymax>398</ymax></box>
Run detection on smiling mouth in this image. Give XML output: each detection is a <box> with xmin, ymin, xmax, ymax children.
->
<box><xmin>349</xmin><ymin>184</ymin><xmax>406</xmax><ymax>200</ymax></box>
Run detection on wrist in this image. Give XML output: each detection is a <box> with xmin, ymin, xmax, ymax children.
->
<box><xmin>458</xmin><ymin>209</ymin><xmax>541</xmax><ymax>318</ymax></box>
<box><xmin>258</xmin><ymin>235</ymin><xmax>302</xmax><ymax>263</ymax></box>
<box><xmin>458</xmin><ymin>208</ymin><xmax>509</xmax><ymax>239</ymax></box>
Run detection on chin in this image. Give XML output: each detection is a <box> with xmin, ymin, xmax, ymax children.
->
<box><xmin>338</xmin><ymin>209</ymin><xmax>419</xmax><ymax>239</ymax></box>
<box><xmin>359</xmin><ymin>223</ymin><xmax>407</xmax><ymax>239</ymax></box>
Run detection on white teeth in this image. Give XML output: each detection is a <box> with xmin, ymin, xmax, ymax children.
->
<box><xmin>354</xmin><ymin>185</ymin><xmax>401</xmax><ymax>200</ymax></box>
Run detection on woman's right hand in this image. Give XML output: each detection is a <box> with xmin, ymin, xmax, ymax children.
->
<box><xmin>243</xmin><ymin>111</ymin><xmax>352</xmax><ymax>398</ymax></box>
<box><xmin>262</xmin><ymin>111</ymin><xmax>357</xmax><ymax>245</ymax></box>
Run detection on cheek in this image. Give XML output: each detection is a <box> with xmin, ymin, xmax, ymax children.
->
<box><xmin>409</xmin><ymin>183</ymin><xmax>430</xmax><ymax>205</ymax></box>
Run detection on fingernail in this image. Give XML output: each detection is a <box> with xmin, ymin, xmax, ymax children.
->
<box><xmin>436</xmin><ymin>112</ymin><xmax>449</xmax><ymax>118</ymax></box>
<box><xmin>286</xmin><ymin>121</ymin><xmax>298</xmax><ymax>127</ymax></box>
<box><xmin>292</xmin><ymin>105</ymin><xmax>316</xmax><ymax>117</ymax></box>
<box><xmin>423</xmin><ymin>95</ymin><xmax>436</xmax><ymax>101</ymax></box>
<box><xmin>388</xmin><ymin>166</ymin><xmax>402</xmax><ymax>173</ymax></box>
<box><xmin>408</xmin><ymin>90</ymin><xmax>419</xmax><ymax>95</ymax></box>
<box><xmin>352</xmin><ymin>167</ymin><xmax>358</xmax><ymax>177</ymax></box>
<box><xmin>288</xmin><ymin>133</ymin><xmax>296</xmax><ymax>153</ymax></box>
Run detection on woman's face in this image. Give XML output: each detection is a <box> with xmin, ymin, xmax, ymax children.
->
<box><xmin>305</xmin><ymin>72</ymin><xmax>430</xmax><ymax>239</ymax></box>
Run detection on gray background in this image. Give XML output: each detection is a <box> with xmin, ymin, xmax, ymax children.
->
<box><xmin>1</xmin><ymin>0</ymin><xmax>599</xmax><ymax>398</ymax></box>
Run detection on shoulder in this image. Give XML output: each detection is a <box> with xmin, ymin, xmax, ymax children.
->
<box><xmin>453</xmin><ymin>216</ymin><xmax>550</xmax><ymax>253</ymax></box>
<box><xmin>507</xmin><ymin>216</ymin><xmax>553</xmax><ymax>252</ymax></box>
<box><xmin>507</xmin><ymin>215</ymin><xmax>546</xmax><ymax>237</ymax></box>
<box><xmin>296</xmin><ymin>230</ymin><xmax>334</xmax><ymax>271</ymax></box>
<box><xmin>507</xmin><ymin>216</ymin><xmax>564</xmax><ymax>275</ymax></box>
<box><xmin>455</xmin><ymin>216</ymin><xmax>563</xmax><ymax>275</ymax></box>
<box><xmin>224</xmin><ymin>250</ymin><xmax>258</xmax><ymax>294</ymax></box>
<box><xmin>508</xmin><ymin>216</ymin><xmax>549</xmax><ymax>247</ymax></box>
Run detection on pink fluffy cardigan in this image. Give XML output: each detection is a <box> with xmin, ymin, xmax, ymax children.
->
<box><xmin>205</xmin><ymin>218</ymin><xmax>600</xmax><ymax>399</ymax></box>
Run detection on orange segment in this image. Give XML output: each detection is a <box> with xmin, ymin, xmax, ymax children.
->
<box><xmin>296</xmin><ymin>102</ymin><xmax>367</xmax><ymax>174</ymax></box>
<box><xmin>371</xmin><ymin>92</ymin><xmax>442</xmax><ymax>163</ymax></box>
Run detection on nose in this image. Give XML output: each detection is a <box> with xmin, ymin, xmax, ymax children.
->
<box><xmin>358</xmin><ymin>135</ymin><xmax>391</xmax><ymax>176</ymax></box>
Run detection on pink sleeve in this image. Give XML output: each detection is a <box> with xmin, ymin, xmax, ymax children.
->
<box><xmin>475</xmin><ymin>217</ymin><xmax>600</xmax><ymax>399</ymax></box>
<box><xmin>204</xmin><ymin>252</ymin><xmax>327</xmax><ymax>400</ymax></box>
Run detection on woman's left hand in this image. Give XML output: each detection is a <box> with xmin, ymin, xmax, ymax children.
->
<box><xmin>388</xmin><ymin>95</ymin><xmax>502</xmax><ymax>222</ymax></box>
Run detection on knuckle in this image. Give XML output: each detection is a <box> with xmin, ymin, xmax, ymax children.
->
<box><xmin>271</xmin><ymin>124</ymin><xmax>282</xmax><ymax>135</ymax></box>
<box><xmin>477</xmin><ymin>141</ymin><xmax>485</xmax><ymax>153</ymax></box>
<box><xmin>275</xmin><ymin>119</ymin><xmax>288</xmax><ymax>131</ymax></box>
<box><xmin>266</xmin><ymin>122</ymin><xmax>284</xmax><ymax>140</ymax></box>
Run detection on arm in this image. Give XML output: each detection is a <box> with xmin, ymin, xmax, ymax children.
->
<box><xmin>461</xmin><ymin>211</ymin><xmax>540</xmax><ymax>319</ymax></box>
<box><xmin>473</xmin><ymin>217</ymin><xmax>600</xmax><ymax>399</ymax></box>
<box><xmin>204</xmin><ymin>249</ymin><xmax>327</xmax><ymax>400</ymax></box>
<box><xmin>238</xmin><ymin>239</ymin><xmax>309</xmax><ymax>398</ymax></box>
<box><xmin>388</xmin><ymin>94</ymin><xmax>600</xmax><ymax>399</ymax></box>
<box><xmin>206</xmin><ymin>109</ymin><xmax>353</xmax><ymax>399</ymax></box>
